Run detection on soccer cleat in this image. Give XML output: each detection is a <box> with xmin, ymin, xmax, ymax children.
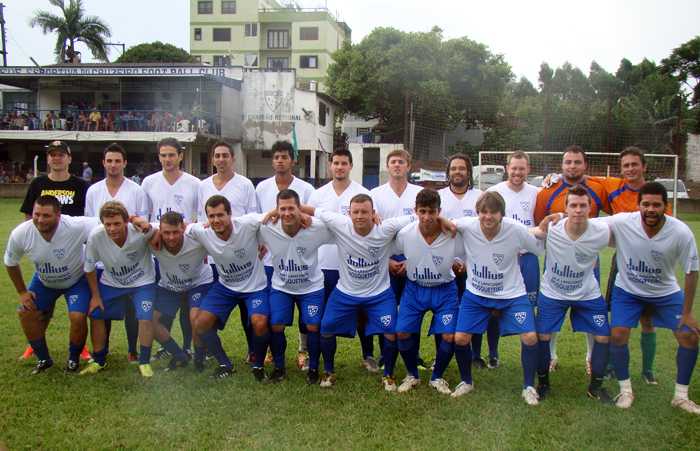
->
<box><xmin>264</xmin><ymin>350</ymin><xmax>274</xmax><ymax>365</ymax></box>
<box><xmin>472</xmin><ymin>357</ymin><xmax>488</xmax><ymax>369</ymax></box>
<box><xmin>252</xmin><ymin>367</ymin><xmax>268</xmax><ymax>382</ymax></box>
<box><xmin>416</xmin><ymin>358</ymin><xmax>428</xmax><ymax>371</ymax></box>
<box><xmin>29</xmin><ymin>360</ymin><xmax>53</xmax><ymax>375</ymax></box>
<box><xmin>193</xmin><ymin>360</ymin><xmax>206</xmax><ymax>373</ymax></box>
<box><xmin>244</xmin><ymin>352</ymin><xmax>255</xmax><ymax>366</ymax></box>
<box><xmin>429</xmin><ymin>378</ymin><xmax>452</xmax><ymax>395</ymax></box>
<box><xmin>205</xmin><ymin>350</ymin><xmax>216</xmax><ymax>361</ymax></box>
<box><xmin>150</xmin><ymin>348</ymin><xmax>170</xmax><ymax>362</ymax></box>
<box><xmin>585</xmin><ymin>359</ymin><xmax>591</xmax><ymax>375</ymax></box>
<box><xmin>398</xmin><ymin>375</ymin><xmax>421</xmax><ymax>393</ymax></box>
<box><xmin>184</xmin><ymin>349</ymin><xmax>194</xmax><ymax>361</ymax></box>
<box><xmin>671</xmin><ymin>397</ymin><xmax>700</xmax><ymax>414</ymax></box>
<box><xmin>208</xmin><ymin>365</ymin><xmax>235</xmax><ymax>380</ymax></box>
<box><xmin>537</xmin><ymin>384</ymin><xmax>550</xmax><ymax>401</ymax></box>
<box><xmin>320</xmin><ymin>371</ymin><xmax>337</xmax><ymax>387</ymax></box>
<box><xmin>139</xmin><ymin>364</ymin><xmax>154</xmax><ymax>377</ymax></box>
<box><xmin>614</xmin><ymin>391</ymin><xmax>634</xmax><ymax>409</ymax></box>
<box><xmin>80</xmin><ymin>347</ymin><xmax>92</xmax><ymax>360</ymax></box>
<box><xmin>19</xmin><ymin>347</ymin><xmax>35</xmax><ymax>360</ymax></box>
<box><xmin>126</xmin><ymin>351</ymin><xmax>139</xmax><ymax>364</ymax></box>
<box><xmin>550</xmin><ymin>358</ymin><xmax>558</xmax><ymax>372</ymax></box>
<box><xmin>382</xmin><ymin>375</ymin><xmax>397</xmax><ymax>392</ymax></box>
<box><xmin>451</xmin><ymin>381</ymin><xmax>475</xmax><ymax>398</ymax></box>
<box><xmin>268</xmin><ymin>367</ymin><xmax>287</xmax><ymax>384</ymax></box>
<box><xmin>488</xmin><ymin>356</ymin><xmax>500</xmax><ymax>369</ymax></box>
<box><xmin>522</xmin><ymin>386</ymin><xmax>540</xmax><ymax>405</ymax></box>
<box><xmin>641</xmin><ymin>371</ymin><xmax>658</xmax><ymax>387</ymax></box>
<box><xmin>362</xmin><ymin>356</ymin><xmax>381</xmax><ymax>373</ymax></box>
<box><xmin>297</xmin><ymin>351</ymin><xmax>308</xmax><ymax>367</ymax></box>
<box><xmin>306</xmin><ymin>368</ymin><xmax>320</xmax><ymax>386</ymax></box>
<box><xmin>64</xmin><ymin>360</ymin><xmax>79</xmax><ymax>374</ymax></box>
<box><xmin>79</xmin><ymin>361</ymin><xmax>105</xmax><ymax>375</ymax></box>
<box><xmin>587</xmin><ymin>387</ymin><xmax>614</xmax><ymax>405</ymax></box>
<box><xmin>604</xmin><ymin>367</ymin><xmax>616</xmax><ymax>381</ymax></box>
<box><xmin>163</xmin><ymin>357</ymin><xmax>190</xmax><ymax>372</ymax></box>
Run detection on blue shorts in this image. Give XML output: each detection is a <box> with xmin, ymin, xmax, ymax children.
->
<box><xmin>154</xmin><ymin>282</ymin><xmax>215</xmax><ymax>318</ymax></box>
<box><xmin>456</xmin><ymin>291</ymin><xmax>535</xmax><ymax>336</ymax></box>
<box><xmin>264</xmin><ymin>265</ymin><xmax>273</xmax><ymax>286</ymax></box>
<box><xmin>535</xmin><ymin>293</ymin><xmax>610</xmax><ymax>336</ymax></box>
<box><xmin>91</xmin><ymin>282</ymin><xmax>156</xmax><ymax>321</ymax></box>
<box><xmin>269</xmin><ymin>288</ymin><xmax>324</xmax><ymax>326</ymax></box>
<box><xmin>322</xmin><ymin>269</ymin><xmax>339</xmax><ymax>303</ymax></box>
<box><xmin>396</xmin><ymin>280</ymin><xmax>459</xmax><ymax>335</ymax></box>
<box><xmin>321</xmin><ymin>288</ymin><xmax>397</xmax><ymax>337</ymax></box>
<box><xmin>24</xmin><ymin>273</ymin><xmax>91</xmax><ymax>315</ymax></box>
<box><xmin>519</xmin><ymin>252</ymin><xmax>540</xmax><ymax>305</ymax></box>
<box><xmin>389</xmin><ymin>253</ymin><xmax>408</xmax><ymax>304</ymax></box>
<box><xmin>610</xmin><ymin>285</ymin><xmax>691</xmax><ymax>332</ymax></box>
<box><xmin>199</xmin><ymin>282</ymin><xmax>269</xmax><ymax>330</ymax></box>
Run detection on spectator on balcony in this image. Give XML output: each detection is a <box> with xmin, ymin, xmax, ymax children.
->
<box><xmin>78</xmin><ymin>112</ymin><xmax>88</xmax><ymax>131</ymax></box>
<box><xmin>148</xmin><ymin>110</ymin><xmax>162</xmax><ymax>132</ymax></box>
<box><xmin>154</xmin><ymin>102</ymin><xmax>163</xmax><ymax>113</ymax></box>
<box><xmin>65</xmin><ymin>111</ymin><xmax>76</xmax><ymax>131</ymax></box>
<box><xmin>134</xmin><ymin>111</ymin><xmax>145</xmax><ymax>131</ymax></box>
<box><xmin>67</xmin><ymin>101</ymin><xmax>79</xmax><ymax>115</ymax></box>
<box><xmin>44</xmin><ymin>111</ymin><xmax>57</xmax><ymax>130</ymax></box>
<box><xmin>78</xmin><ymin>100</ymin><xmax>87</xmax><ymax>113</ymax></box>
<box><xmin>2</xmin><ymin>112</ymin><xmax>11</xmax><ymax>130</ymax></box>
<box><xmin>89</xmin><ymin>108</ymin><xmax>101</xmax><ymax>131</ymax></box>
<box><xmin>176</xmin><ymin>105</ymin><xmax>184</xmax><ymax>121</ymax></box>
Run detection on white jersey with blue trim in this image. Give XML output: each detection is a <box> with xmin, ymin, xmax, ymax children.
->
<box><xmin>370</xmin><ymin>182</ymin><xmax>423</xmax><ymax>219</ymax></box>
<box><xmin>141</xmin><ymin>171</ymin><xmax>202</xmax><ymax>222</ymax></box>
<box><xmin>438</xmin><ymin>187</ymin><xmax>483</xmax><ymax>220</ymax></box>
<box><xmin>85</xmin><ymin>178</ymin><xmax>148</xmax><ymax>218</ymax></box>
<box><xmin>540</xmin><ymin>218</ymin><xmax>610</xmax><ymax>301</ymax></box>
<box><xmin>4</xmin><ymin>215</ymin><xmax>100</xmax><ymax>289</ymax></box>
<box><xmin>149</xmin><ymin>224</ymin><xmax>213</xmax><ymax>292</ymax></box>
<box><xmin>455</xmin><ymin>217</ymin><xmax>543</xmax><ymax>299</ymax></box>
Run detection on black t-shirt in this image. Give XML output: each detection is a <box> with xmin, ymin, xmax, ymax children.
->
<box><xmin>20</xmin><ymin>175</ymin><xmax>90</xmax><ymax>217</ymax></box>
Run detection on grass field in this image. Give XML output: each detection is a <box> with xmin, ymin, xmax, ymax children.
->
<box><xmin>0</xmin><ymin>198</ymin><xmax>699</xmax><ymax>450</ymax></box>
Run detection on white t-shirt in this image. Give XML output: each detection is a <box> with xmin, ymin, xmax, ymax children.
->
<box><xmin>540</xmin><ymin>218</ymin><xmax>610</xmax><ymax>301</ymax></box>
<box><xmin>186</xmin><ymin>215</ymin><xmax>267</xmax><ymax>293</ymax></box>
<box><xmin>198</xmin><ymin>173</ymin><xmax>257</xmax><ymax>218</ymax></box>
<box><xmin>394</xmin><ymin>222</ymin><xmax>465</xmax><ymax>287</ymax></box>
<box><xmin>84</xmin><ymin>224</ymin><xmax>156</xmax><ymax>288</ymax></box>
<box><xmin>4</xmin><ymin>215</ymin><xmax>100</xmax><ymax>289</ymax></box>
<box><xmin>141</xmin><ymin>171</ymin><xmax>202</xmax><ymax>222</ymax></box>
<box><xmin>85</xmin><ymin>178</ymin><xmax>148</xmax><ymax>218</ymax></box>
<box><xmin>314</xmin><ymin>208</ymin><xmax>414</xmax><ymax>297</ymax></box>
<box><xmin>257</xmin><ymin>217</ymin><xmax>334</xmax><ymax>294</ymax></box>
<box><xmin>488</xmin><ymin>182</ymin><xmax>539</xmax><ymax>254</ymax></box>
<box><xmin>307</xmin><ymin>180</ymin><xmax>369</xmax><ymax>271</ymax></box>
<box><xmin>604</xmin><ymin>212</ymin><xmax>699</xmax><ymax>297</ymax></box>
<box><xmin>149</xmin><ymin>224</ymin><xmax>213</xmax><ymax>292</ymax></box>
<box><xmin>438</xmin><ymin>187</ymin><xmax>483</xmax><ymax>220</ymax></box>
<box><xmin>370</xmin><ymin>182</ymin><xmax>423</xmax><ymax>220</ymax></box>
<box><xmin>256</xmin><ymin>175</ymin><xmax>315</xmax><ymax>267</ymax></box>
<box><xmin>455</xmin><ymin>217</ymin><xmax>544</xmax><ymax>299</ymax></box>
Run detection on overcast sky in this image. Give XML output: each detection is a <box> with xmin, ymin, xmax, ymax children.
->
<box><xmin>5</xmin><ymin>0</ymin><xmax>700</xmax><ymax>86</ymax></box>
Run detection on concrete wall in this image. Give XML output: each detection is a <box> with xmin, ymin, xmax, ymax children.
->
<box><xmin>687</xmin><ymin>133</ymin><xmax>700</xmax><ymax>183</ymax></box>
<box><xmin>348</xmin><ymin>143</ymin><xmax>405</xmax><ymax>186</ymax></box>
<box><xmin>0</xmin><ymin>183</ymin><xmax>30</xmax><ymax>198</ymax></box>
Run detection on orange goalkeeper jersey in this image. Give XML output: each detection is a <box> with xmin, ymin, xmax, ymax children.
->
<box><xmin>534</xmin><ymin>178</ymin><xmax>612</xmax><ymax>224</ymax></box>
<box><xmin>591</xmin><ymin>176</ymin><xmax>671</xmax><ymax>215</ymax></box>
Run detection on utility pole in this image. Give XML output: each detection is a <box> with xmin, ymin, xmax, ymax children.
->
<box><xmin>0</xmin><ymin>4</ymin><xmax>7</xmax><ymax>66</ymax></box>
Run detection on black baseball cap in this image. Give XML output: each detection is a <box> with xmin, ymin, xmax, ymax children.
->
<box><xmin>46</xmin><ymin>140</ymin><xmax>71</xmax><ymax>155</ymax></box>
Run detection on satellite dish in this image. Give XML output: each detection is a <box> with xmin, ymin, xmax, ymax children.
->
<box><xmin>162</xmin><ymin>92</ymin><xmax>171</xmax><ymax>100</ymax></box>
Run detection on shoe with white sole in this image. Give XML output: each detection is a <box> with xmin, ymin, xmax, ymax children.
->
<box><xmin>522</xmin><ymin>386</ymin><xmax>539</xmax><ymax>405</ymax></box>
<box><xmin>397</xmin><ymin>375</ymin><xmax>421</xmax><ymax>393</ymax></box>
<box><xmin>429</xmin><ymin>378</ymin><xmax>451</xmax><ymax>395</ymax></box>
<box><xmin>614</xmin><ymin>390</ymin><xmax>634</xmax><ymax>409</ymax></box>
<box><xmin>451</xmin><ymin>381</ymin><xmax>474</xmax><ymax>398</ymax></box>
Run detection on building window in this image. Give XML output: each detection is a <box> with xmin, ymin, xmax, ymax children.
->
<box><xmin>214</xmin><ymin>55</ymin><xmax>226</xmax><ymax>66</ymax></box>
<box><xmin>198</xmin><ymin>1</ymin><xmax>212</xmax><ymax>14</ymax></box>
<box><xmin>300</xmin><ymin>55</ymin><xmax>318</xmax><ymax>69</ymax></box>
<box><xmin>194</xmin><ymin>55</ymin><xmax>202</xmax><ymax>62</ymax></box>
<box><xmin>356</xmin><ymin>128</ymin><xmax>370</xmax><ymax>137</ymax></box>
<box><xmin>267</xmin><ymin>57</ymin><xmax>289</xmax><ymax>69</ymax></box>
<box><xmin>319</xmin><ymin>101</ymin><xmax>327</xmax><ymax>126</ymax></box>
<box><xmin>213</xmin><ymin>28</ymin><xmax>231</xmax><ymax>42</ymax></box>
<box><xmin>194</xmin><ymin>28</ymin><xmax>202</xmax><ymax>41</ymax></box>
<box><xmin>299</xmin><ymin>27</ymin><xmax>319</xmax><ymax>40</ymax></box>
<box><xmin>244</xmin><ymin>53</ymin><xmax>258</xmax><ymax>67</ymax></box>
<box><xmin>245</xmin><ymin>23</ymin><xmax>258</xmax><ymax>37</ymax></box>
<box><xmin>267</xmin><ymin>30</ymin><xmax>289</xmax><ymax>49</ymax></box>
<box><xmin>221</xmin><ymin>1</ymin><xmax>235</xmax><ymax>13</ymax></box>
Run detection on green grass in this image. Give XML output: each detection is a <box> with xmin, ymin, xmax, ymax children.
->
<box><xmin>1</xmin><ymin>198</ymin><xmax>699</xmax><ymax>450</ymax></box>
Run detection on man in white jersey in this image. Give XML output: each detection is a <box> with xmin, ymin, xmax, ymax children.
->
<box><xmin>605</xmin><ymin>182</ymin><xmax>700</xmax><ymax>413</ymax></box>
<box><xmin>306</xmin><ymin>149</ymin><xmax>375</xmax><ymax>371</ymax></box>
<box><xmin>370</xmin><ymin>148</ymin><xmax>427</xmax><ymax>370</ymax></box>
<box><xmin>142</xmin><ymin>137</ymin><xmax>202</xmax><ymax>362</ymax></box>
<box><xmin>256</xmin><ymin>140</ymin><xmax>314</xmax><ymax>368</ymax></box>
<box><xmin>531</xmin><ymin>185</ymin><xmax>614</xmax><ymax>404</ymax></box>
<box><xmin>5</xmin><ymin>196</ymin><xmax>99</xmax><ymax>374</ymax></box>
<box><xmin>81</xmin><ymin>201</ymin><xmax>158</xmax><ymax>377</ymax></box>
<box><xmin>453</xmin><ymin>191</ymin><xmax>544</xmax><ymax>405</ymax></box>
<box><xmin>149</xmin><ymin>211</ymin><xmax>215</xmax><ymax>372</ymax></box>
<box><xmin>85</xmin><ymin>143</ymin><xmax>149</xmax><ymax>364</ymax></box>
<box><xmin>258</xmin><ymin>189</ymin><xmax>333</xmax><ymax>384</ymax></box>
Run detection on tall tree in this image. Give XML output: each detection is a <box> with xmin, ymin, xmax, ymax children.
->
<box><xmin>115</xmin><ymin>42</ymin><xmax>197</xmax><ymax>64</ymax></box>
<box><xmin>29</xmin><ymin>0</ymin><xmax>112</xmax><ymax>63</ymax></box>
<box><xmin>662</xmin><ymin>36</ymin><xmax>700</xmax><ymax>104</ymax></box>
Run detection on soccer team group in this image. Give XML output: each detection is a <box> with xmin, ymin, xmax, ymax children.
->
<box><xmin>5</xmin><ymin>138</ymin><xmax>700</xmax><ymax>413</ymax></box>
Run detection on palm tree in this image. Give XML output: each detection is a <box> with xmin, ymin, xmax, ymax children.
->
<box><xmin>29</xmin><ymin>0</ymin><xmax>112</xmax><ymax>63</ymax></box>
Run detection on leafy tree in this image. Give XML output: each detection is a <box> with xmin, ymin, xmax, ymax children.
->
<box><xmin>115</xmin><ymin>42</ymin><xmax>197</xmax><ymax>64</ymax></box>
<box><xmin>662</xmin><ymin>36</ymin><xmax>700</xmax><ymax>104</ymax></box>
<box><xmin>29</xmin><ymin>0</ymin><xmax>111</xmax><ymax>63</ymax></box>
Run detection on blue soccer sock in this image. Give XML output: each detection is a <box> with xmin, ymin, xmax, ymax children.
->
<box><xmin>431</xmin><ymin>339</ymin><xmax>454</xmax><ymax>381</ymax></box>
<box><xmin>434</xmin><ymin>333</ymin><xmax>443</xmax><ymax>352</ymax></box>
<box><xmin>193</xmin><ymin>345</ymin><xmax>206</xmax><ymax>362</ymax></box>
<box><xmin>252</xmin><ymin>331</ymin><xmax>270</xmax><ymax>370</ymax></box>
<box><xmin>179</xmin><ymin>302</ymin><xmax>192</xmax><ymax>351</ymax></box>
<box><xmin>609</xmin><ymin>343</ymin><xmax>630</xmax><ymax>381</ymax></box>
<box><xmin>676</xmin><ymin>345</ymin><xmax>699</xmax><ymax>386</ymax></box>
<box><xmin>269</xmin><ymin>331</ymin><xmax>287</xmax><ymax>371</ymax></box>
<box><xmin>454</xmin><ymin>343</ymin><xmax>473</xmax><ymax>384</ymax></box>
<box><xmin>29</xmin><ymin>337</ymin><xmax>51</xmax><ymax>363</ymax></box>
<box><xmin>398</xmin><ymin>336</ymin><xmax>418</xmax><ymax>378</ymax></box>
<box><xmin>320</xmin><ymin>335</ymin><xmax>337</xmax><ymax>373</ymax></box>
<box><xmin>139</xmin><ymin>345</ymin><xmax>152</xmax><ymax>365</ymax></box>
<box><xmin>590</xmin><ymin>340</ymin><xmax>609</xmax><ymax>375</ymax></box>
<box><xmin>306</xmin><ymin>330</ymin><xmax>321</xmax><ymax>370</ymax></box>
<box><xmin>382</xmin><ymin>337</ymin><xmax>399</xmax><ymax>377</ymax></box>
<box><xmin>412</xmin><ymin>333</ymin><xmax>422</xmax><ymax>361</ymax></box>
<box><xmin>537</xmin><ymin>339</ymin><xmax>551</xmax><ymax>388</ymax></box>
<box><xmin>470</xmin><ymin>333</ymin><xmax>483</xmax><ymax>360</ymax></box>
<box><xmin>378</xmin><ymin>333</ymin><xmax>385</xmax><ymax>358</ymax></box>
<box><xmin>68</xmin><ymin>340</ymin><xmax>84</xmax><ymax>363</ymax></box>
<box><xmin>521</xmin><ymin>342</ymin><xmax>538</xmax><ymax>389</ymax></box>
<box><xmin>160</xmin><ymin>337</ymin><xmax>185</xmax><ymax>360</ymax></box>
<box><xmin>124</xmin><ymin>304</ymin><xmax>139</xmax><ymax>353</ymax></box>
<box><xmin>198</xmin><ymin>328</ymin><xmax>233</xmax><ymax>370</ymax></box>
<box><xmin>357</xmin><ymin>327</ymin><xmax>374</xmax><ymax>359</ymax></box>
<box><xmin>93</xmin><ymin>348</ymin><xmax>108</xmax><ymax>366</ymax></box>
<box><xmin>487</xmin><ymin>315</ymin><xmax>500</xmax><ymax>358</ymax></box>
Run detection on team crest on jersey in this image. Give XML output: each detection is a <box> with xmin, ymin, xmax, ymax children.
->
<box><xmin>676</xmin><ymin>315</ymin><xmax>682</xmax><ymax>320</ymax></box>
<box><xmin>53</xmin><ymin>249</ymin><xmax>65</xmax><ymax>260</ymax></box>
<box><xmin>234</xmin><ymin>248</ymin><xmax>245</xmax><ymax>259</ymax></box>
<box><xmin>191</xmin><ymin>293</ymin><xmax>201</xmax><ymax>302</ymax></box>
<box><xmin>127</xmin><ymin>252</ymin><xmax>138</xmax><ymax>261</ymax></box>
<box><xmin>403</xmin><ymin>208</ymin><xmax>413</xmax><ymax>215</ymax></box>
<box><xmin>442</xmin><ymin>314</ymin><xmax>453</xmax><ymax>325</ymax></box>
<box><xmin>174</xmin><ymin>195</ymin><xmax>184</xmax><ymax>206</ymax></box>
<box><xmin>179</xmin><ymin>264</ymin><xmax>190</xmax><ymax>273</ymax></box>
<box><xmin>433</xmin><ymin>256</ymin><xmax>444</xmax><ymax>267</ymax></box>
<box><xmin>651</xmin><ymin>250</ymin><xmax>664</xmax><ymax>261</ymax></box>
<box><xmin>341</xmin><ymin>206</ymin><xmax>350</xmax><ymax>216</ymax></box>
<box><xmin>593</xmin><ymin>315</ymin><xmax>606</xmax><ymax>328</ymax></box>
<box><xmin>528</xmin><ymin>292</ymin><xmax>537</xmax><ymax>303</ymax></box>
<box><xmin>68</xmin><ymin>295</ymin><xmax>78</xmax><ymax>305</ymax></box>
<box><xmin>142</xmin><ymin>301</ymin><xmax>153</xmax><ymax>313</ymax></box>
<box><xmin>464</xmin><ymin>209</ymin><xmax>475</xmax><ymax>217</ymax></box>
<box><xmin>515</xmin><ymin>312</ymin><xmax>527</xmax><ymax>324</ymax></box>
<box><xmin>297</xmin><ymin>247</ymin><xmax>307</xmax><ymax>258</ymax></box>
<box><xmin>492</xmin><ymin>253</ymin><xmax>504</xmax><ymax>265</ymax></box>
<box><xmin>368</xmin><ymin>246</ymin><xmax>379</xmax><ymax>257</ymax></box>
<box><xmin>520</xmin><ymin>201</ymin><xmax>531</xmax><ymax>212</ymax></box>
<box><xmin>576</xmin><ymin>253</ymin><xmax>588</xmax><ymax>263</ymax></box>
<box><xmin>251</xmin><ymin>299</ymin><xmax>262</xmax><ymax>309</ymax></box>
<box><xmin>380</xmin><ymin>315</ymin><xmax>392</xmax><ymax>326</ymax></box>
<box><xmin>308</xmin><ymin>305</ymin><xmax>319</xmax><ymax>317</ymax></box>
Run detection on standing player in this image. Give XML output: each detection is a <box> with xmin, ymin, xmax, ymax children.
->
<box><xmin>453</xmin><ymin>192</ymin><xmax>544</xmax><ymax>405</ymax></box>
<box><xmin>256</xmin><ymin>140</ymin><xmax>315</xmax><ymax>368</ymax></box>
<box><xmin>606</xmin><ymin>182</ymin><xmax>700</xmax><ymax>413</ymax></box>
